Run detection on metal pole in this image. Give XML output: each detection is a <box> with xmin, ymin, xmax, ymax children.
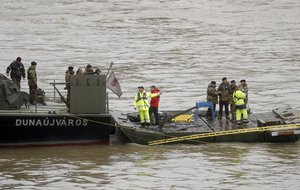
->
<box><xmin>106</xmin><ymin>62</ymin><xmax>113</xmax><ymax>78</ymax></box>
<box><xmin>35</xmin><ymin>89</ymin><xmax>37</xmax><ymax>113</ymax></box>
<box><xmin>53</xmin><ymin>79</ymin><xmax>56</xmax><ymax>102</ymax></box>
<box><xmin>106</xmin><ymin>92</ymin><xmax>109</xmax><ymax>113</ymax></box>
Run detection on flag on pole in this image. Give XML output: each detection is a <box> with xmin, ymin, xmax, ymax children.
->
<box><xmin>106</xmin><ymin>71</ymin><xmax>122</xmax><ymax>98</ymax></box>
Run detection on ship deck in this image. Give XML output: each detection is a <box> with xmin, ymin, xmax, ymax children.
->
<box><xmin>0</xmin><ymin>102</ymin><xmax>68</xmax><ymax>115</ymax></box>
<box><xmin>112</xmin><ymin>107</ymin><xmax>300</xmax><ymax>145</ymax></box>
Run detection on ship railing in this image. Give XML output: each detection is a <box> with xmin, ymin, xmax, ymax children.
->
<box><xmin>44</xmin><ymin>79</ymin><xmax>68</xmax><ymax>103</ymax></box>
<box><xmin>44</xmin><ymin>79</ymin><xmax>109</xmax><ymax>113</ymax></box>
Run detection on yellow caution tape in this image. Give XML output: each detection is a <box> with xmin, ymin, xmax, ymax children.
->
<box><xmin>148</xmin><ymin>123</ymin><xmax>300</xmax><ymax>146</ymax></box>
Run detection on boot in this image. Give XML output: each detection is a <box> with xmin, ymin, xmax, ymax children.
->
<box><xmin>243</xmin><ymin>119</ymin><xmax>249</xmax><ymax>124</ymax></box>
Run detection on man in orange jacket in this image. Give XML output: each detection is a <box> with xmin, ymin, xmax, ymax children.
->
<box><xmin>149</xmin><ymin>85</ymin><xmax>161</xmax><ymax>125</ymax></box>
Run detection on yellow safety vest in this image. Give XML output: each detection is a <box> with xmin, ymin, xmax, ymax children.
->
<box><xmin>134</xmin><ymin>92</ymin><xmax>159</xmax><ymax>111</ymax></box>
<box><xmin>233</xmin><ymin>90</ymin><xmax>246</xmax><ymax>106</ymax></box>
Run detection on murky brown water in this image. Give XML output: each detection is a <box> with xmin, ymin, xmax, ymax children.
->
<box><xmin>0</xmin><ymin>0</ymin><xmax>300</xmax><ymax>189</ymax></box>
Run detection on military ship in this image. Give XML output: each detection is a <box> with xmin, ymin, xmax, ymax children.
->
<box><xmin>113</xmin><ymin>102</ymin><xmax>300</xmax><ymax>145</ymax></box>
<box><xmin>0</xmin><ymin>74</ymin><xmax>115</xmax><ymax>147</ymax></box>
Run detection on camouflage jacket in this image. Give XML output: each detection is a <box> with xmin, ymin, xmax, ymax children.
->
<box><xmin>65</xmin><ymin>70</ymin><xmax>74</xmax><ymax>88</ymax></box>
<box><xmin>218</xmin><ymin>81</ymin><xmax>230</xmax><ymax>102</ymax></box>
<box><xmin>27</xmin><ymin>66</ymin><xmax>37</xmax><ymax>86</ymax></box>
<box><xmin>207</xmin><ymin>83</ymin><xmax>218</xmax><ymax>104</ymax></box>
<box><xmin>228</xmin><ymin>84</ymin><xmax>237</xmax><ymax>104</ymax></box>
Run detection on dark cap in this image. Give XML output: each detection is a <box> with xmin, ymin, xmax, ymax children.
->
<box><xmin>240</xmin><ymin>79</ymin><xmax>246</xmax><ymax>83</ymax></box>
<box><xmin>222</xmin><ymin>77</ymin><xmax>227</xmax><ymax>81</ymax></box>
<box><xmin>150</xmin><ymin>85</ymin><xmax>156</xmax><ymax>88</ymax></box>
<box><xmin>211</xmin><ymin>81</ymin><xmax>216</xmax><ymax>85</ymax></box>
<box><xmin>31</xmin><ymin>61</ymin><xmax>37</xmax><ymax>66</ymax></box>
<box><xmin>138</xmin><ymin>86</ymin><xmax>144</xmax><ymax>89</ymax></box>
<box><xmin>68</xmin><ymin>66</ymin><xmax>74</xmax><ymax>70</ymax></box>
<box><xmin>87</xmin><ymin>64</ymin><xmax>92</xmax><ymax>68</ymax></box>
<box><xmin>230</xmin><ymin>80</ymin><xmax>236</xmax><ymax>83</ymax></box>
<box><xmin>16</xmin><ymin>57</ymin><xmax>21</xmax><ymax>62</ymax></box>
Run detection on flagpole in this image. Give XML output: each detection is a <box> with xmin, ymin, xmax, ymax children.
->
<box><xmin>106</xmin><ymin>62</ymin><xmax>113</xmax><ymax>78</ymax></box>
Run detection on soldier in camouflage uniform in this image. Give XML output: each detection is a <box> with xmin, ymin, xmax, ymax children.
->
<box><xmin>218</xmin><ymin>77</ymin><xmax>230</xmax><ymax>119</ymax></box>
<box><xmin>228</xmin><ymin>80</ymin><xmax>237</xmax><ymax>121</ymax></box>
<box><xmin>206</xmin><ymin>81</ymin><xmax>219</xmax><ymax>118</ymax></box>
<box><xmin>65</xmin><ymin>66</ymin><xmax>75</xmax><ymax>107</ymax></box>
<box><xmin>27</xmin><ymin>61</ymin><xmax>37</xmax><ymax>104</ymax></box>
<box><xmin>84</xmin><ymin>64</ymin><xmax>94</xmax><ymax>74</ymax></box>
<box><xmin>6</xmin><ymin>57</ymin><xmax>26</xmax><ymax>89</ymax></box>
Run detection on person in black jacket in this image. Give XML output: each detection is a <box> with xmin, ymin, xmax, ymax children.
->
<box><xmin>6</xmin><ymin>57</ymin><xmax>26</xmax><ymax>89</ymax></box>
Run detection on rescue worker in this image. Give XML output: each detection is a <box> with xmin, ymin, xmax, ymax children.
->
<box><xmin>6</xmin><ymin>57</ymin><xmax>26</xmax><ymax>89</ymax></box>
<box><xmin>149</xmin><ymin>85</ymin><xmax>160</xmax><ymax>125</ymax></box>
<box><xmin>238</xmin><ymin>79</ymin><xmax>248</xmax><ymax>104</ymax></box>
<box><xmin>218</xmin><ymin>77</ymin><xmax>230</xmax><ymax>119</ymax></box>
<box><xmin>206</xmin><ymin>81</ymin><xmax>219</xmax><ymax>118</ymax></box>
<box><xmin>233</xmin><ymin>87</ymin><xmax>248</xmax><ymax>125</ymax></box>
<box><xmin>228</xmin><ymin>80</ymin><xmax>237</xmax><ymax>121</ymax></box>
<box><xmin>84</xmin><ymin>64</ymin><xmax>94</xmax><ymax>74</ymax></box>
<box><xmin>27</xmin><ymin>61</ymin><xmax>38</xmax><ymax>104</ymax></box>
<box><xmin>134</xmin><ymin>86</ymin><xmax>160</xmax><ymax>127</ymax></box>
<box><xmin>65</xmin><ymin>66</ymin><xmax>75</xmax><ymax>107</ymax></box>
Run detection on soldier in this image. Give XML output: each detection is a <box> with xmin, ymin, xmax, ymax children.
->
<box><xmin>65</xmin><ymin>66</ymin><xmax>75</xmax><ymax>107</ymax></box>
<box><xmin>218</xmin><ymin>77</ymin><xmax>230</xmax><ymax>119</ymax></box>
<box><xmin>84</xmin><ymin>64</ymin><xmax>94</xmax><ymax>74</ymax></box>
<box><xmin>27</xmin><ymin>61</ymin><xmax>37</xmax><ymax>104</ymax></box>
<box><xmin>206</xmin><ymin>81</ymin><xmax>219</xmax><ymax>118</ymax></box>
<box><xmin>6</xmin><ymin>57</ymin><xmax>26</xmax><ymax>89</ymax></box>
<box><xmin>228</xmin><ymin>80</ymin><xmax>237</xmax><ymax>121</ymax></box>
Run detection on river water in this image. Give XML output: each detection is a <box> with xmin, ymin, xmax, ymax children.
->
<box><xmin>0</xmin><ymin>0</ymin><xmax>300</xmax><ymax>189</ymax></box>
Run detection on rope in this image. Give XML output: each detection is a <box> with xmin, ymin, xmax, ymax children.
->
<box><xmin>57</xmin><ymin>112</ymin><xmax>209</xmax><ymax>144</ymax></box>
<box><xmin>148</xmin><ymin>123</ymin><xmax>300</xmax><ymax>146</ymax></box>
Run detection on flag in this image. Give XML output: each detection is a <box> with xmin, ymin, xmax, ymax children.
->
<box><xmin>106</xmin><ymin>71</ymin><xmax>122</xmax><ymax>97</ymax></box>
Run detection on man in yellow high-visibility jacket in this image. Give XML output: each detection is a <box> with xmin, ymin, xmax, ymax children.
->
<box><xmin>233</xmin><ymin>88</ymin><xmax>248</xmax><ymax>125</ymax></box>
<box><xmin>134</xmin><ymin>86</ymin><xmax>160</xmax><ymax>127</ymax></box>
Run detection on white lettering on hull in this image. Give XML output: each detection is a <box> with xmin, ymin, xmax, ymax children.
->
<box><xmin>15</xmin><ymin>118</ymin><xmax>89</xmax><ymax>127</ymax></box>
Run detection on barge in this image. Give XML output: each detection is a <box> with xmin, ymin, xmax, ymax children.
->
<box><xmin>113</xmin><ymin>103</ymin><xmax>300</xmax><ymax>145</ymax></box>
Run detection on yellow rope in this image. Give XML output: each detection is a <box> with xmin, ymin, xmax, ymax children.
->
<box><xmin>57</xmin><ymin>112</ymin><xmax>209</xmax><ymax>144</ymax></box>
<box><xmin>148</xmin><ymin>123</ymin><xmax>300</xmax><ymax>146</ymax></box>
